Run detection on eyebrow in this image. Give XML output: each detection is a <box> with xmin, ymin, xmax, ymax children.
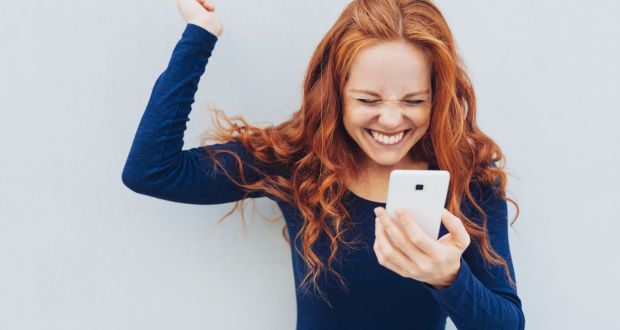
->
<box><xmin>350</xmin><ymin>89</ymin><xmax>431</xmax><ymax>98</ymax></box>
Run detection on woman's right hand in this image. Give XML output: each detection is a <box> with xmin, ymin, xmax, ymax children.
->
<box><xmin>177</xmin><ymin>0</ymin><xmax>223</xmax><ymax>37</ymax></box>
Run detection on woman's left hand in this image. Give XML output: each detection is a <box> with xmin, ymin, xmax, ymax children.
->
<box><xmin>373</xmin><ymin>207</ymin><xmax>471</xmax><ymax>289</ymax></box>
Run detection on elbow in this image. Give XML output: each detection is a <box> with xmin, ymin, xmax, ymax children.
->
<box><xmin>510</xmin><ymin>294</ymin><xmax>526</xmax><ymax>330</ymax></box>
<box><xmin>122</xmin><ymin>165</ymin><xmax>148</xmax><ymax>193</ymax></box>
<box><xmin>503</xmin><ymin>297</ymin><xmax>525</xmax><ymax>330</ymax></box>
<box><xmin>503</xmin><ymin>300</ymin><xmax>525</xmax><ymax>330</ymax></box>
<box><xmin>516</xmin><ymin>308</ymin><xmax>526</xmax><ymax>330</ymax></box>
<box><xmin>122</xmin><ymin>169</ymin><xmax>138</xmax><ymax>192</ymax></box>
<box><xmin>122</xmin><ymin>163</ymin><xmax>168</xmax><ymax>197</ymax></box>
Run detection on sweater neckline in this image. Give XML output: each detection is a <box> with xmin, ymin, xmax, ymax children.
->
<box><xmin>345</xmin><ymin>189</ymin><xmax>387</xmax><ymax>206</ymax></box>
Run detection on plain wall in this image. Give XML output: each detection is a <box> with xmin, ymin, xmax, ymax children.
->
<box><xmin>1</xmin><ymin>0</ymin><xmax>619</xmax><ymax>329</ymax></box>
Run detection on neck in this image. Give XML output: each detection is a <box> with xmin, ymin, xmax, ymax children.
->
<box><xmin>347</xmin><ymin>156</ymin><xmax>429</xmax><ymax>203</ymax></box>
<box><xmin>363</xmin><ymin>153</ymin><xmax>426</xmax><ymax>179</ymax></box>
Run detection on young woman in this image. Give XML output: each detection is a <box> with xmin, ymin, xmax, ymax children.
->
<box><xmin>122</xmin><ymin>0</ymin><xmax>525</xmax><ymax>329</ymax></box>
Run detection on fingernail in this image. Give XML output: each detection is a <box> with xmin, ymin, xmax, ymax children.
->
<box><xmin>374</xmin><ymin>207</ymin><xmax>381</xmax><ymax>216</ymax></box>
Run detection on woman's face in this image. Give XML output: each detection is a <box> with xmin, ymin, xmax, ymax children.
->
<box><xmin>342</xmin><ymin>40</ymin><xmax>432</xmax><ymax>169</ymax></box>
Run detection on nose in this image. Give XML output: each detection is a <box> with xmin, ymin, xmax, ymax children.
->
<box><xmin>377</xmin><ymin>106</ymin><xmax>403</xmax><ymax>129</ymax></box>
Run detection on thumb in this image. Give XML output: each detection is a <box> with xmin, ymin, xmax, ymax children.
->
<box><xmin>197</xmin><ymin>0</ymin><xmax>216</xmax><ymax>11</ymax></box>
<box><xmin>440</xmin><ymin>209</ymin><xmax>471</xmax><ymax>250</ymax></box>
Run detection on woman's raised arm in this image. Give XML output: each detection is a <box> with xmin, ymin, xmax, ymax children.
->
<box><xmin>122</xmin><ymin>2</ymin><xmax>267</xmax><ymax>205</ymax></box>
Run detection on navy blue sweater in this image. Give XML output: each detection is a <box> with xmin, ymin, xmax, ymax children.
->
<box><xmin>122</xmin><ymin>23</ymin><xmax>525</xmax><ymax>330</ymax></box>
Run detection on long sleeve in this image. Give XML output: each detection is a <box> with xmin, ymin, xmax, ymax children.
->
<box><xmin>121</xmin><ymin>24</ymin><xmax>268</xmax><ymax>205</ymax></box>
<box><xmin>424</xmin><ymin>181</ymin><xmax>525</xmax><ymax>330</ymax></box>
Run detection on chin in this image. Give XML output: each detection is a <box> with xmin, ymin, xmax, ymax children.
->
<box><xmin>367</xmin><ymin>153</ymin><xmax>406</xmax><ymax>167</ymax></box>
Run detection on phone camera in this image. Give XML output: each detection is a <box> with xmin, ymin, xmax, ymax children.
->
<box><xmin>415</xmin><ymin>184</ymin><xmax>424</xmax><ymax>190</ymax></box>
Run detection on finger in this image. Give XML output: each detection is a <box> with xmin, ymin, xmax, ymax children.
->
<box><xmin>373</xmin><ymin>239</ymin><xmax>410</xmax><ymax>278</ymax></box>
<box><xmin>392</xmin><ymin>208</ymin><xmax>441</xmax><ymax>256</ymax></box>
<box><xmin>374</xmin><ymin>217</ymin><xmax>415</xmax><ymax>277</ymax></box>
<box><xmin>376</xmin><ymin>211</ymin><xmax>424</xmax><ymax>261</ymax></box>
<box><xmin>440</xmin><ymin>209</ymin><xmax>471</xmax><ymax>250</ymax></box>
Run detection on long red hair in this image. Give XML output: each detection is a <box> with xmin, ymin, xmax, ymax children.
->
<box><xmin>200</xmin><ymin>0</ymin><xmax>519</xmax><ymax>305</ymax></box>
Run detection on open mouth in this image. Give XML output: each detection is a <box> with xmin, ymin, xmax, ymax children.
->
<box><xmin>364</xmin><ymin>128</ymin><xmax>412</xmax><ymax>147</ymax></box>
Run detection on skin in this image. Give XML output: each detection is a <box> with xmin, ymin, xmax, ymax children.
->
<box><xmin>177</xmin><ymin>0</ymin><xmax>223</xmax><ymax>37</ymax></box>
<box><xmin>177</xmin><ymin>1</ymin><xmax>471</xmax><ymax>289</ymax></box>
<box><xmin>342</xmin><ymin>41</ymin><xmax>471</xmax><ymax>289</ymax></box>
<box><xmin>342</xmin><ymin>40</ymin><xmax>433</xmax><ymax>203</ymax></box>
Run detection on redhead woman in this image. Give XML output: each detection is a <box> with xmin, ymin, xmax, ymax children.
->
<box><xmin>122</xmin><ymin>0</ymin><xmax>525</xmax><ymax>329</ymax></box>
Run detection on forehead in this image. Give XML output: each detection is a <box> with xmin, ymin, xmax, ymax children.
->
<box><xmin>346</xmin><ymin>40</ymin><xmax>431</xmax><ymax>93</ymax></box>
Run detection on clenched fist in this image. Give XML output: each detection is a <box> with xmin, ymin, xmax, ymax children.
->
<box><xmin>177</xmin><ymin>0</ymin><xmax>223</xmax><ymax>37</ymax></box>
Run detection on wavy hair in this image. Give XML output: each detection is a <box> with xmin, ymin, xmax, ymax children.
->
<box><xmin>200</xmin><ymin>0</ymin><xmax>520</xmax><ymax>306</ymax></box>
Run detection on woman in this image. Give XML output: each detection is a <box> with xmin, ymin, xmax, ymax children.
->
<box><xmin>122</xmin><ymin>0</ymin><xmax>525</xmax><ymax>329</ymax></box>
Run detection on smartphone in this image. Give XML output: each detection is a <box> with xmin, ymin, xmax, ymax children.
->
<box><xmin>385</xmin><ymin>170</ymin><xmax>450</xmax><ymax>240</ymax></box>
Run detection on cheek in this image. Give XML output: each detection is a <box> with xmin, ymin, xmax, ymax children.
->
<box><xmin>342</xmin><ymin>107</ymin><xmax>353</xmax><ymax>131</ymax></box>
<box><xmin>343</xmin><ymin>107</ymin><xmax>371</xmax><ymax>129</ymax></box>
<box><xmin>412</xmin><ymin>107</ymin><xmax>432</xmax><ymax>128</ymax></box>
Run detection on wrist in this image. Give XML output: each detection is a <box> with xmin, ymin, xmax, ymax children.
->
<box><xmin>428</xmin><ymin>262</ymin><xmax>460</xmax><ymax>290</ymax></box>
<box><xmin>187</xmin><ymin>20</ymin><xmax>221</xmax><ymax>37</ymax></box>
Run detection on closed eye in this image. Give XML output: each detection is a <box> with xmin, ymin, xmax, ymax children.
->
<box><xmin>357</xmin><ymin>99</ymin><xmax>379</xmax><ymax>105</ymax></box>
<box><xmin>357</xmin><ymin>99</ymin><xmax>426</xmax><ymax>106</ymax></box>
<box><xmin>405</xmin><ymin>100</ymin><xmax>426</xmax><ymax>105</ymax></box>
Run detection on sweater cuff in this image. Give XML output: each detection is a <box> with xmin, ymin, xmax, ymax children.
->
<box><xmin>424</xmin><ymin>257</ymin><xmax>472</xmax><ymax>299</ymax></box>
<box><xmin>183</xmin><ymin>23</ymin><xmax>218</xmax><ymax>51</ymax></box>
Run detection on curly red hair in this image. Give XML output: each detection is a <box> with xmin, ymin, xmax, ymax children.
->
<box><xmin>200</xmin><ymin>0</ymin><xmax>519</xmax><ymax>305</ymax></box>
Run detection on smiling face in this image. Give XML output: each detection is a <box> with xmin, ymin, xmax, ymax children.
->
<box><xmin>342</xmin><ymin>40</ymin><xmax>432</xmax><ymax>170</ymax></box>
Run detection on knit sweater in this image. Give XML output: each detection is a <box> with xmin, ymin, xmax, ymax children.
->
<box><xmin>122</xmin><ymin>23</ymin><xmax>525</xmax><ymax>330</ymax></box>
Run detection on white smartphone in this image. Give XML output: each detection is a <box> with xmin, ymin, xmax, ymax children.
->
<box><xmin>385</xmin><ymin>170</ymin><xmax>450</xmax><ymax>240</ymax></box>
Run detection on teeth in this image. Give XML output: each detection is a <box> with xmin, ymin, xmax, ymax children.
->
<box><xmin>370</xmin><ymin>130</ymin><xmax>405</xmax><ymax>145</ymax></box>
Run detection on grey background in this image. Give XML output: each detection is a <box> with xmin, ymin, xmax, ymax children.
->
<box><xmin>1</xmin><ymin>0</ymin><xmax>619</xmax><ymax>329</ymax></box>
